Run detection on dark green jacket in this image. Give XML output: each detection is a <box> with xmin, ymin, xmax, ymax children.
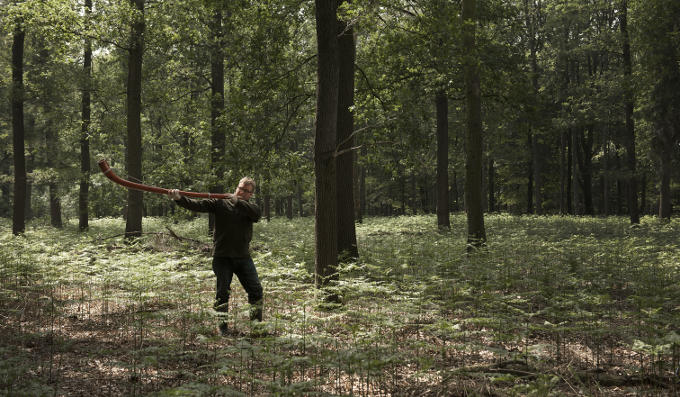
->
<box><xmin>175</xmin><ymin>195</ymin><xmax>261</xmax><ymax>258</ymax></box>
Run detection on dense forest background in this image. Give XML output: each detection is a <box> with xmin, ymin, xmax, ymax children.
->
<box><xmin>1</xmin><ymin>0</ymin><xmax>679</xmax><ymax>230</ymax></box>
<box><xmin>2</xmin><ymin>1</ymin><xmax>680</xmax><ymax>395</ymax></box>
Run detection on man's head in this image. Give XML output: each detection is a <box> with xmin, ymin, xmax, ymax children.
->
<box><xmin>235</xmin><ymin>177</ymin><xmax>255</xmax><ymax>200</ymax></box>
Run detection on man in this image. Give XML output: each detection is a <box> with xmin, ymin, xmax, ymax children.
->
<box><xmin>167</xmin><ymin>177</ymin><xmax>262</xmax><ymax>335</ymax></box>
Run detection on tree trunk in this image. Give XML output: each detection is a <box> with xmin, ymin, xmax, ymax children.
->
<box><xmin>567</xmin><ymin>128</ymin><xmax>573</xmax><ymax>214</ymax></box>
<box><xmin>602</xmin><ymin>132</ymin><xmax>609</xmax><ymax>216</ymax></box>
<box><xmin>12</xmin><ymin>25</ymin><xmax>26</xmax><ymax>235</ymax></box>
<box><xmin>620</xmin><ymin>0</ymin><xmax>639</xmax><ymax>224</ymax></box>
<box><xmin>560</xmin><ymin>129</ymin><xmax>566</xmax><ymax>214</ymax></box>
<box><xmin>336</xmin><ymin>6</ymin><xmax>358</xmax><ymax>260</ymax></box>
<box><xmin>577</xmin><ymin>127</ymin><xmax>594</xmax><ymax>215</ymax></box>
<box><xmin>532</xmin><ymin>132</ymin><xmax>543</xmax><ymax>214</ymax></box>
<box><xmin>25</xmin><ymin>151</ymin><xmax>33</xmax><ymax>221</ymax></box>
<box><xmin>658</xmin><ymin>136</ymin><xmax>672</xmax><ymax>219</ymax></box>
<box><xmin>357</xmin><ymin>146</ymin><xmax>366</xmax><ymax>223</ymax></box>
<box><xmin>264</xmin><ymin>185</ymin><xmax>271</xmax><ymax>221</ymax></box>
<box><xmin>488</xmin><ymin>157</ymin><xmax>495</xmax><ymax>212</ymax></box>
<box><xmin>572</xmin><ymin>128</ymin><xmax>580</xmax><ymax>214</ymax></box>
<box><xmin>286</xmin><ymin>195</ymin><xmax>293</xmax><ymax>219</ymax></box>
<box><xmin>527</xmin><ymin>129</ymin><xmax>534</xmax><ymax>214</ymax></box>
<box><xmin>452</xmin><ymin>170</ymin><xmax>459</xmax><ymax>211</ymax></box>
<box><xmin>314</xmin><ymin>0</ymin><xmax>339</xmax><ymax>297</ymax></box>
<box><xmin>640</xmin><ymin>171</ymin><xmax>646</xmax><ymax>215</ymax></box>
<box><xmin>297</xmin><ymin>180</ymin><xmax>304</xmax><ymax>217</ymax></box>
<box><xmin>79</xmin><ymin>0</ymin><xmax>92</xmax><ymax>231</ymax></box>
<box><xmin>209</xmin><ymin>8</ymin><xmax>226</xmax><ymax>233</ymax></box>
<box><xmin>435</xmin><ymin>91</ymin><xmax>450</xmax><ymax>229</ymax></box>
<box><xmin>125</xmin><ymin>0</ymin><xmax>145</xmax><ymax>239</ymax></box>
<box><xmin>44</xmin><ymin>114</ymin><xmax>62</xmax><ymax>228</ymax></box>
<box><xmin>462</xmin><ymin>0</ymin><xmax>486</xmax><ymax>249</ymax></box>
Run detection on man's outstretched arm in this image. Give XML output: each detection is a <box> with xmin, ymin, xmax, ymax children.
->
<box><xmin>168</xmin><ymin>189</ymin><xmax>228</xmax><ymax>212</ymax></box>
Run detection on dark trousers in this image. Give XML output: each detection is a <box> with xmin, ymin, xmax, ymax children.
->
<box><xmin>212</xmin><ymin>256</ymin><xmax>263</xmax><ymax>320</ymax></box>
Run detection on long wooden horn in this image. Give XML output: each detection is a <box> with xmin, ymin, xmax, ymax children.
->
<box><xmin>97</xmin><ymin>159</ymin><xmax>230</xmax><ymax>199</ymax></box>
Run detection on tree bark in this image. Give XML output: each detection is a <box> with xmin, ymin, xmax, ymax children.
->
<box><xmin>125</xmin><ymin>0</ymin><xmax>145</xmax><ymax>239</ymax></box>
<box><xmin>620</xmin><ymin>0</ymin><xmax>639</xmax><ymax>224</ymax></box>
<box><xmin>12</xmin><ymin>25</ymin><xmax>26</xmax><ymax>235</ymax></box>
<box><xmin>79</xmin><ymin>0</ymin><xmax>92</xmax><ymax>231</ymax></box>
<box><xmin>314</xmin><ymin>0</ymin><xmax>339</xmax><ymax>297</ymax></box>
<box><xmin>336</xmin><ymin>5</ymin><xmax>358</xmax><ymax>260</ymax></box>
<box><xmin>436</xmin><ymin>91</ymin><xmax>450</xmax><ymax>229</ymax></box>
<box><xmin>462</xmin><ymin>0</ymin><xmax>486</xmax><ymax>249</ymax></box>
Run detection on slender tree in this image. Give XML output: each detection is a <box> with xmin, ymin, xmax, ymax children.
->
<box><xmin>620</xmin><ymin>0</ymin><xmax>638</xmax><ymax>224</ymax></box>
<box><xmin>314</xmin><ymin>0</ymin><xmax>340</xmax><ymax>297</ymax></box>
<box><xmin>11</xmin><ymin>24</ymin><xmax>26</xmax><ymax>235</ymax></box>
<box><xmin>435</xmin><ymin>90</ymin><xmax>450</xmax><ymax>229</ymax></box>
<box><xmin>125</xmin><ymin>0</ymin><xmax>145</xmax><ymax>239</ymax></box>
<box><xmin>44</xmin><ymin>101</ymin><xmax>62</xmax><ymax>228</ymax></box>
<box><xmin>36</xmin><ymin>46</ymin><xmax>62</xmax><ymax>228</ymax></box>
<box><xmin>336</xmin><ymin>0</ymin><xmax>359</xmax><ymax>260</ymax></box>
<box><xmin>79</xmin><ymin>0</ymin><xmax>93</xmax><ymax>231</ymax></box>
<box><xmin>209</xmin><ymin>6</ymin><xmax>226</xmax><ymax>233</ymax></box>
<box><xmin>462</xmin><ymin>0</ymin><xmax>486</xmax><ymax>249</ymax></box>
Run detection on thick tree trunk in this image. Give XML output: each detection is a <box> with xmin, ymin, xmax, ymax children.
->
<box><xmin>314</xmin><ymin>0</ymin><xmax>339</xmax><ymax>296</ymax></box>
<box><xmin>336</xmin><ymin>7</ymin><xmax>358</xmax><ymax>260</ymax></box>
<box><xmin>125</xmin><ymin>0</ymin><xmax>145</xmax><ymax>239</ymax></box>
<box><xmin>435</xmin><ymin>91</ymin><xmax>450</xmax><ymax>229</ymax></box>
<box><xmin>12</xmin><ymin>26</ymin><xmax>26</xmax><ymax>235</ymax></box>
<box><xmin>462</xmin><ymin>0</ymin><xmax>486</xmax><ymax>249</ymax></box>
<box><xmin>80</xmin><ymin>0</ymin><xmax>92</xmax><ymax>231</ymax></box>
<box><xmin>620</xmin><ymin>0</ymin><xmax>639</xmax><ymax>224</ymax></box>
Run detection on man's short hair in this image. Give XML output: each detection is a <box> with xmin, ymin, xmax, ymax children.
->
<box><xmin>239</xmin><ymin>177</ymin><xmax>256</xmax><ymax>190</ymax></box>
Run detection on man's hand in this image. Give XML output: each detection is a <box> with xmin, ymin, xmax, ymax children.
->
<box><xmin>167</xmin><ymin>189</ymin><xmax>181</xmax><ymax>200</ymax></box>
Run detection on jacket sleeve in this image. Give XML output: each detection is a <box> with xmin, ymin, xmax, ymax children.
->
<box><xmin>174</xmin><ymin>196</ymin><xmax>225</xmax><ymax>213</ymax></box>
<box><xmin>235</xmin><ymin>199</ymin><xmax>262</xmax><ymax>222</ymax></box>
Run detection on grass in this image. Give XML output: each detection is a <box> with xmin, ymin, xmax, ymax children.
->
<box><xmin>1</xmin><ymin>213</ymin><xmax>679</xmax><ymax>396</ymax></box>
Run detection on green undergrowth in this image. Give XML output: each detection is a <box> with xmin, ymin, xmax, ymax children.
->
<box><xmin>1</xmin><ymin>214</ymin><xmax>679</xmax><ymax>396</ymax></box>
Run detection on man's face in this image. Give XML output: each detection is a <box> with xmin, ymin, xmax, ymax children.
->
<box><xmin>235</xmin><ymin>183</ymin><xmax>254</xmax><ymax>200</ymax></box>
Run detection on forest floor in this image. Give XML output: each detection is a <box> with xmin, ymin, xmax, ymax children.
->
<box><xmin>1</xmin><ymin>213</ymin><xmax>679</xmax><ymax>396</ymax></box>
